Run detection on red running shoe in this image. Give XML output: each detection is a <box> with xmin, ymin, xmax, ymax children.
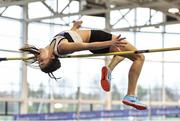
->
<box><xmin>101</xmin><ymin>66</ymin><xmax>111</xmax><ymax>92</ymax></box>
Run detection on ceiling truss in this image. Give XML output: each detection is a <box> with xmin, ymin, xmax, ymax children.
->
<box><xmin>0</xmin><ymin>0</ymin><xmax>180</xmax><ymax>32</ymax></box>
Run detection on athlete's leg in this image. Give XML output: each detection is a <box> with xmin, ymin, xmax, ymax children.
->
<box><xmin>105</xmin><ymin>34</ymin><xmax>146</xmax><ymax>109</ymax></box>
<box><xmin>118</xmin><ymin>39</ymin><xmax>146</xmax><ymax>110</ymax></box>
<box><xmin>108</xmin><ymin>55</ymin><xmax>124</xmax><ymax>71</ymax></box>
<box><xmin>119</xmin><ymin>40</ymin><xmax>145</xmax><ymax>96</ymax></box>
<box><xmin>101</xmin><ymin>35</ymin><xmax>125</xmax><ymax>91</ymax></box>
<box><xmin>108</xmin><ymin>35</ymin><xmax>126</xmax><ymax>71</ymax></box>
<box><xmin>101</xmin><ymin>55</ymin><xmax>124</xmax><ymax>91</ymax></box>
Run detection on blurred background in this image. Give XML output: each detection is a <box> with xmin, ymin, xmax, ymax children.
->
<box><xmin>0</xmin><ymin>0</ymin><xmax>179</xmax><ymax>121</ymax></box>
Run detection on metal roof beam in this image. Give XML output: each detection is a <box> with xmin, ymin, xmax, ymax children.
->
<box><xmin>28</xmin><ymin>8</ymin><xmax>109</xmax><ymax>22</ymax></box>
<box><xmin>112</xmin><ymin>20</ymin><xmax>180</xmax><ymax>32</ymax></box>
<box><xmin>154</xmin><ymin>8</ymin><xmax>180</xmax><ymax>20</ymax></box>
<box><xmin>27</xmin><ymin>0</ymin><xmax>166</xmax><ymax>22</ymax></box>
<box><xmin>41</xmin><ymin>1</ymin><xmax>57</xmax><ymax>14</ymax></box>
<box><xmin>0</xmin><ymin>0</ymin><xmax>44</xmax><ymax>7</ymax></box>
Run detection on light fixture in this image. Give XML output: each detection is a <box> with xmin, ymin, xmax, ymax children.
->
<box><xmin>54</xmin><ymin>103</ymin><xmax>63</xmax><ymax>109</ymax></box>
<box><xmin>168</xmin><ymin>8</ymin><xmax>179</xmax><ymax>13</ymax></box>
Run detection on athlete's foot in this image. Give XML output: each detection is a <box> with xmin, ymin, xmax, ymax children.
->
<box><xmin>72</xmin><ymin>20</ymin><xmax>82</xmax><ymax>29</ymax></box>
<box><xmin>122</xmin><ymin>95</ymin><xmax>147</xmax><ymax>110</ymax></box>
<box><xmin>101</xmin><ymin>66</ymin><xmax>111</xmax><ymax>91</ymax></box>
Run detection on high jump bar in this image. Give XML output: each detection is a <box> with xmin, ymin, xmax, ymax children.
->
<box><xmin>1</xmin><ymin>46</ymin><xmax>180</xmax><ymax>61</ymax></box>
<box><xmin>59</xmin><ymin>46</ymin><xmax>180</xmax><ymax>58</ymax></box>
<box><xmin>0</xmin><ymin>56</ymin><xmax>35</xmax><ymax>61</ymax></box>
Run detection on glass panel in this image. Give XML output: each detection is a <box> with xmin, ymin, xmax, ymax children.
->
<box><xmin>137</xmin><ymin>8</ymin><xmax>163</xmax><ymax>25</ymax></box>
<box><xmin>166</xmin><ymin>24</ymin><xmax>180</xmax><ymax>33</ymax></box>
<box><xmin>8</xmin><ymin>102</ymin><xmax>19</xmax><ymax>114</ymax></box>
<box><xmin>164</xmin><ymin>33</ymin><xmax>180</xmax><ymax>102</ymax></box>
<box><xmin>57</xmin><ymin>0</ymin><xmax>71</xmax><ymax>13</ymax></box>
<box><xmin>81</xmin><ymin>16</ymin><xmax>105</xmax><ymax>29</ymax></box>
<box><xmin>0</xmin><ymin>102</ymin><xmax>5</xmax><ymax>114</ymax></box>
<box><xmin>28</xmin><ymin>2</ymin><xmax>52</xmax><ymax>19</ymax></box>
<box><xmin>0</xmin><ymin>18</ymin><xmax>21</xmax><ymax>98</ymax></box>
<box><xmin>28</xmin><ymin>102</ymin><xmax>49</xmax><ymax>113</ymax></box>
<box><xmin>63</xmin><ymin>0</ymin><xmax>79</xmax><ymax>14</ymax></box>
<box><xmin>0</xmin><ymin>19</ymin><xmax>21</xmax><ymax>50</ymax></box>
<box><xmin>164</xmin><ymin>34</ymin><xmax>180</xmax><ymax>61</ymax></box>
<box><xmin>111</xmin><ymin>9</ymin><xmax>135</xmax><ymax>28</ymax></box>
<box><xmin>28</xmin><ymin>23</ymin><xmax>52</xmax><ymax>47</ymax></box>
<box><xmin>2</xmin><ymin>6</ymin><xmax>22</xmax><ymax>19</ymax></box>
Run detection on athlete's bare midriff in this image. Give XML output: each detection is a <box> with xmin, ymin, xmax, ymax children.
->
<box><xmin>74</xmin><ymin>30</ymin><xmax>91</xmax><ymax>43</ymax></box>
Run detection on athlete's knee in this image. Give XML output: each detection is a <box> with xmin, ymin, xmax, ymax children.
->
<box><xmin>136</xmin><ymin>53</ymin><xmax>145</xmax><ymax>62</ymax></box>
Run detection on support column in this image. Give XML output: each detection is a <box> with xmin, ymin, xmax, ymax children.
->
<box><xmin>104</xmin><ymin>0</ymin><xmax>112</xmax><ymax>110</ymax></box>
<box><xmin>105</xmin><ymin>0</ymin><xmax>111</xmax><ymax>31</ymax></box>
<box><xmin>20</xmin><ymin>4</ymin><xmax>29</xmax><ymax>114</ymax></box>
<box><xmin>162</xmin><ymin>14</ymin><xmax>166</xmax><ymax>105</ymax></box>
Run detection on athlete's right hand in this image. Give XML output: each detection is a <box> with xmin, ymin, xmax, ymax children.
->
<box><xmin>111</xmin><ymin>34</ymin><xmax>127</xmax><ymax>48</ymax></box>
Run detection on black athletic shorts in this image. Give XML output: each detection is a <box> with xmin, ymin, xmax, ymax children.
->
<box><xmin>89</xmin><ymin>30</ymin><xmax>112</xmax><ymax>54</ymax></box>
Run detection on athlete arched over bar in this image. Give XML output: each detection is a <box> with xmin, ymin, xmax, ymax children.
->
<box><xmin>21</xmin><ymin>21</ymin><xmax>146</xmax><ymax>110</ymax></box>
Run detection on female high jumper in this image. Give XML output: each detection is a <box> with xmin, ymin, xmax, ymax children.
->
<box><xmin>21</xmin><ymin>20</ymin><xmax>146</xmax><ymax>110</ymax></box>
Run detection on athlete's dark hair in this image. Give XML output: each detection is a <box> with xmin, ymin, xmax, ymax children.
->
<box><xmin>20</xmin><ymin>44</ymin><xmax>61</xmax><ymax>80</ymax></box>
<box><xmin>40</xmin><ymin>57</ymin><xmax>61</xmax><ymax>73</ymax></box>
<box><xmin>41</xmin><ymin>57</ymin><xmax>61</xmax><ymax>81</ymax></box>
<box><xmin>40</xmin><ymin>56</ymin><xmax>61</xmax><ymax>81</ymax></box>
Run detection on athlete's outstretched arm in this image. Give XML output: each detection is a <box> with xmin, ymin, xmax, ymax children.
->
<box><xmin>57</xmin><ymin>36</ymin><xmax>127</xmax><ymax>54</ymax></box>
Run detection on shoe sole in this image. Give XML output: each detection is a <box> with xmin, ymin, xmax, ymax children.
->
<box><xmin>122</xmin><ymin>100</ymin><xmax>147</xmax><ymax>110</ymax></box>
<box><xmin>101</xmin><ymin>66</ymin><xmax>110</xmax><ymax>91</ymax></box>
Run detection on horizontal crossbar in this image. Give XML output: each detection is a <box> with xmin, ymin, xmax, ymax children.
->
<box><xmin>59</xmin><ymin>47</ymin><xmax>180</xmax><ymax>58</ymax></box>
